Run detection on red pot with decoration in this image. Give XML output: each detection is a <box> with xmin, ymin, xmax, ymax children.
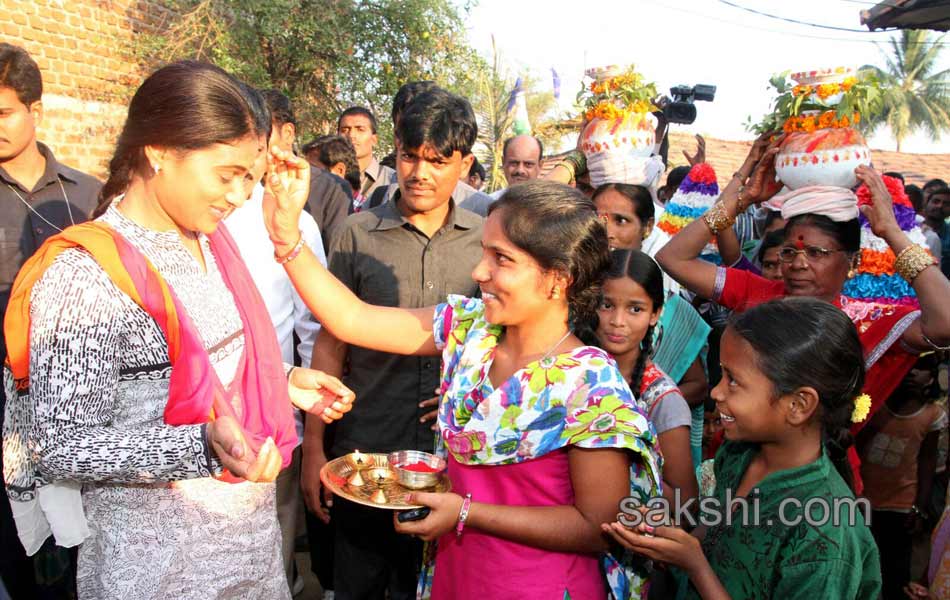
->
<box><xmin>773</xmin><ymin>67</ymin><xmax>871</xmax><ymax>190</ymax></box>
<box><xmin>775</xmin><ymin>110</ymin><xmax>870</xmax><ymax>190</ymax></box>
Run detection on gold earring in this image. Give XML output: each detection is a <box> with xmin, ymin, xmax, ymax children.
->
<box><xmin>642</xmin><ymin>228</ymin><xmax>653</xmax><ymax>240</ymax></box>
<box><xmin>551</xmin><ymin>288</ymin><xmax>561</xmax><ymax>300</ymax></box>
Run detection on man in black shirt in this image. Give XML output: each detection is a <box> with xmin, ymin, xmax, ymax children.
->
<box><xmin>302</xmin><ymin>89</ymin><xmax>483</xmax><ymax>600</ymax></box>
<box><xmin>0</xmin><ymin>42</ymin><xmax>101</xmax><ymax>600</ymax></box>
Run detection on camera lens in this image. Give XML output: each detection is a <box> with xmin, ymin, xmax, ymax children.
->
<box><xmin>663</xmin><ymin>103</ymin><xmax>697</xmax><ymax>125</ymax></box>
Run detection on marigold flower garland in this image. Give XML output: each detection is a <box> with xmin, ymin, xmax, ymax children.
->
<box><xmin>783</xmin><ymin>110</ymin><xmax>861</xmax><ymax>134</ymax></box>
<box><xmin>578</xmin><ymin>65</ymin><xmax>658</xmax><ymax>122</ymax></box>
<box><xmin>792</xmin><ymin>76</ymin><xmax>857</xmax><ymax>100</ymax></box>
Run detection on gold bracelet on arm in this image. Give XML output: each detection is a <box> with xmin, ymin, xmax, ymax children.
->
<box><xmin>702</xmin><ymin>202</ymin><xmax>736</xmax><ymax>235</ymax></box>
<box><xmin>894</xmin><ymin>244</ymin><xmax>937</xmax><ymax>283</ymax></box>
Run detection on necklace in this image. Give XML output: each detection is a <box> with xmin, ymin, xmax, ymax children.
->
<box><xmin>540</xmin><ymin>329</ymin><xmax>573</xmax><ymax>362</ymax></box>
<box><xmin>6</xmin><ymin>178</ymin><xmax>76</xmax><ymax>233</ymax></box>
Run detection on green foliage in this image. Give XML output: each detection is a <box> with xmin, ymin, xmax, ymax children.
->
<box><xmin>471</xmin><ymin>39</ymin><xmax>559</xmax><ymax>193</ymax></box>
<box><xmin>137</xmin><ymin>0</ymin><xmax>485</xmax><ymax>150</ymax></box>
<box><xmin>745</xmin><ymin>69</ymin><xmax>883</xmax><ymax>136</ymax></box>
<box><xmin>860</xmin><ymin>30</ymin><xmax>950</xmax><ymax>152</ymax></box>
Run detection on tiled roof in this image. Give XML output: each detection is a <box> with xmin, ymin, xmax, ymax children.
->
<box><xmin>861</xmin><ymin>0</ymin><xmax>950</xmax><ymax>32</ymax></box>
<box><xmin>541</xmin><ymin>131</ymin><xmax>948</xmax><ymax>188</ymax></box>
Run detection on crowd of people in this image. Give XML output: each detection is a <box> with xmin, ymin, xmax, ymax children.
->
<box><xmin>2</xmin><ymin>40</ymin><xmax>950</xmax><ymax>600</ymax></box>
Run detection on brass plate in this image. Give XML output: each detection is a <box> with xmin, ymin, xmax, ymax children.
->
<box><xmin>320</xmin><ymin>453</ymin><xmax>451</xmax><ymax>510</ymax></box>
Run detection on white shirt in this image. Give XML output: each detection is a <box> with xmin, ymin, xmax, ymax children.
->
<box><xmin>225</xmin><ymin>184</ymin><xmax>327</xmax><ymax>444</ymax></box>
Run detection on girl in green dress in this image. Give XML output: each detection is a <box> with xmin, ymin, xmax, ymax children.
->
<box><xmin>603</xmin><ymin>297</ymin><xmax>882</xmax><ymax>599</ymax></box>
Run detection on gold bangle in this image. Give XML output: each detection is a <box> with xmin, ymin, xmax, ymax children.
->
<box><xmin>702</xmin><ymin>202</ymin><xmax>736</xmax><ymax>235</ymax></box>
<box><xmin>894</xmin><ymin>244</ymin><xmax>936</xmax><ymax>283</ymax></box>
<box><xmin>559</xmin><ymin>161</ymin><xmax>577</xmax><ymax>184</ymax></box>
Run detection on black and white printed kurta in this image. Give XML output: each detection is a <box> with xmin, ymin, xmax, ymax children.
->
<box><xmin>16</xmin><ymin>205</ymin><xmax>288</xmax><ymax>599</ymax></box>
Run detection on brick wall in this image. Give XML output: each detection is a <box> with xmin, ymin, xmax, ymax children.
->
<box><xmin>2</xmin><ymin>0</ymin><xmax>176</xmax><ymax>179</ymax></box>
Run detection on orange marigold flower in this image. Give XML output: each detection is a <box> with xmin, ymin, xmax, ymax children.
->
<box><xmin>816</xmin><ymin>84</ymin><xmax>838</xmax><ymax>99</ymax></box>
<box><xmin>818</xmin><ymin>111</ymin><xmax>836</xmax><ymax>128</ymax></box>
<box><xmin>838</xmin><ymin>115</ymin><xmax>850</xmax><ymax>128</ymax></box>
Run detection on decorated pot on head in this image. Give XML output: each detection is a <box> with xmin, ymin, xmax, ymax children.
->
<box><xmin>841</xmin><ymin>175</ymin><xmax>927</xmax><ymax>321</ymax></box>
<box><xmin>756</xmin><ymin>67</ymin><xmax>878</xmax><ymax>191</ymax></box>
<box><xmin>656</xmin><ymin>163</ymin><xmax>722</xmax><ymax>264</ymax></box>
<box><xmin>579</xmin><ymin>65</ymin><xmax>664</xmax><ymax>189</ymax></box>
<box><xmin>775</xmin><ymin>113</ymin><xmax>871</xmax><ymax>189</ymax></box>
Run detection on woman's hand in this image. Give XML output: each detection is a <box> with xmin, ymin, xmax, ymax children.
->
<box><xmin>263</xmin><ymin>146</ymin><xmax>311</xmax><ymax>248</ymax></box>
<box><xmin>393</xmin><ymin>491</ymin><xmax>464</xmax><ymax>542</ymax></box>
<box><xmin>288</xmin><ymin>367</ymin><xmax>355</xmax><ymax>423</ymax></box>
<box><xmin>855</xmin><ymin>165</ymin><xmax>901</xmax><ymax>241</ymax></box>
<box><xmin>742</xmin><ymin>134</ymin><xmax>784</xmax><ymax>205</ymax></box>
<box><xmin>602</xmin><ymin>519</ymin><xmax>707</xmax><ymax>574</ymax></box>
<box><xmin>207</xmin><ymin>416</ymin><xmax>282</xmax><ymax>482</ymax></box>
<box><xmin>904</xmin><ymin>581</ymin><xmax>930</xmax><ymax>598</ymax></box>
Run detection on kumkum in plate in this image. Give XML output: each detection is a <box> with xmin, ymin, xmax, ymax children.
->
<box><xmin>320</xmin><ymin>452</ymin><xmax>451</xmax><ymax>510</ymax></box>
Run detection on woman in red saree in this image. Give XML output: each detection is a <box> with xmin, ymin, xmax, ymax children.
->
<box><xmin>656</xmin><ymin>137</ymin><xmax>950</xmax><ymax>492</ymax></box>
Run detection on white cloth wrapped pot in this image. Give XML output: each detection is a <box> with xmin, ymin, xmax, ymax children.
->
<box><xmin>581</xmin><ymin>112</ymin><xmax>662</xmax><ymax>188</ymax></box>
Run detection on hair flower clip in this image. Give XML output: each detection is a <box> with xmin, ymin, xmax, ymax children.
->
<box><xmin>851</xmin><ymin>393</ymin><xmax>872</xmax><ymax>423</ymax></box>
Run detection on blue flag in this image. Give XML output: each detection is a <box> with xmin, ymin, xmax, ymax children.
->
<box><xmin>507</xmin><ymin>77</ymin><xmax>523</xmax><ymax>113</ymax></box>
<box><xmin>551</xmin><ymin>68</ymin><xmax>561</xmax><ymax>100</ymax></box>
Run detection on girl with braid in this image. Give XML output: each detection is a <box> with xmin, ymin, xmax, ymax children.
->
<box><xmin>586</xmin><ymin>249</ymin><xmax>697</xmax><ymax>505</ymax></box>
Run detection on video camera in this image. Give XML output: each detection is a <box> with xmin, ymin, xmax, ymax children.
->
<box><xmin>661</xmin><ymin>84</ymin><xmax>716</xmax><ymax>125</ymax></box>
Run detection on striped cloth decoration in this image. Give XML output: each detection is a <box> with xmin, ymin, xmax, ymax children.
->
<box><xmin>656</xmin><ymin>163</ymin><xmax>722</xmax><ymax>264</ymax></box>
<box><xmin>842</xmin><ymin>174</ymin><xmax>924</xmax><ymax>312</ymax></box>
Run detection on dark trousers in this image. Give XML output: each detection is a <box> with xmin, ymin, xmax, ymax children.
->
<box><xmin>331</xmin><ymin>497</ymin><xmax>422</xmax><ymax>600</ymax></box>
<box><xmin>871</xmin><ymin>509</ymin><xmax>912</xmax><ymax>600</ymax></box>
<box><xmin>306</xmin><ymin>507</ymin><xmax>335</xmax><ymax>592</ymax></box>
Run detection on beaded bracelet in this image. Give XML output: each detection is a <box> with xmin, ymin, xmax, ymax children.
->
<box><xmin>274</xmin><ymin>234</ymin><xmax>305</xmax><ymax>265</ymax></box>
<box><xmin>456</xmin><ymin>493</ymin><xmax>473</xmax><ymax>537</ymax></box>
<box><xmin>894</xmin><ymin>244</ymin><xmax>936</xmax><ymax>283</ymax></box>
<box><xmin>702</xmin><ymin>202</ymin><xmax>736</xmax><ymax>235</ymax></box>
